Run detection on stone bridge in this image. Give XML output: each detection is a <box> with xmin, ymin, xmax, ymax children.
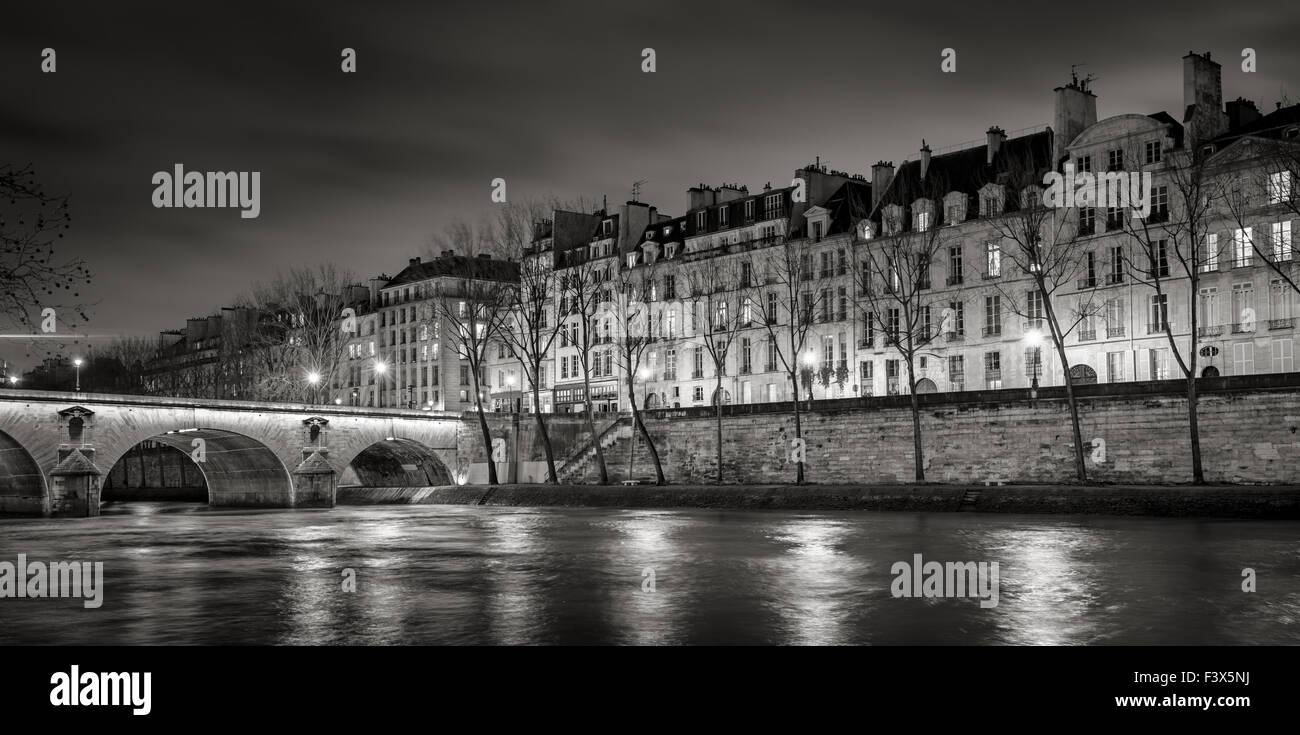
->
<box><xmin>0</xmin><ymin>390</ymin><xmax>473</xmax><ymax>516</ymax></box>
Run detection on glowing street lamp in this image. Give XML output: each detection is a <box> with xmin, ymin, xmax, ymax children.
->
<box><xmin>374</xmin><ymin>360</ymin><xmax>388</xmax><ymax>408</ymax></box>
<box><xmin>7</xmin><ymin>376</ymin><xmax>17</xmax><ymax>386</ymax></box>
<box><xmin>72</xmin><ymin>357</ymin><xmax>83</xmax><ymax>392</ymax></box>
<box><xmin>1023</xmin><ymin>329</ymin><xmax>1043</xmax><ymax>397</ymax></box>
<box><xmin>306</xmin><ymin>370</ymin><xmax>321</xmax><ymax>404</ymax></box>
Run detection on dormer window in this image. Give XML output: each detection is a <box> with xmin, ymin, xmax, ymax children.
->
<box><xmin>944</xmin><ymin>192</ymin><xmax>966</xmax><ymax>224</ymax></box>
<box><xmin>913</xmin><ymin>199</ymin><xmax>934</xmax><ymax>231</ymax></box>
<box><xmin>696</xmin><ymin>212</ymin><xmax>706</xmax><ymax>230</ymax></box>
<box><xmin>744</xmin><ymin>199</ymin><xmax>755</xmax><ymax>220</ymax></box>
<box><xmin>662</xmin><ymin>226</ymin><xmax>673</xmax><ymax>237</ymax></box>
<box><xmin>718</xmin><ymin>206</ymin><xmax>729</xmax><ymax>228</ymax></box>
<box><xmin>978</xmin><ymin>184</ymin><xmax>1004</xmax><ymax>217</ymax></box>
<box><xmin>627</xmin><ymin>253</ymin><xmax>637</xmax><ymax>268</ymax></box>
<box><xmin>882</xmin><ymin>204</ymin><xmax>904</xmax><ymax>235</ymax></box>
<box><xmin>666</xmin><ymin>242</ymin><xmax>678</xmax><ymax>259</ymax></box>
<box><xmin>603</xmin><ymin>220</ymin><xmax>613</xmax><ymax>236</ymax></box>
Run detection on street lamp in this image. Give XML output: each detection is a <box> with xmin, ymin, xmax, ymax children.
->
<box><xmin>802</xmin><ymin>350</ymin><xmax>816</xmax><ymax>404</ymax></box>
<box><xmin>306</xmin><ymin>370</ymin><xmax>321</xmax><ymax>404</ymax></box>
<box><xmin>72</xmin><ymin>357</ymin><xmax>83</xmax><ymax>392</ymax></box>
<box><xmin>7</xmin><ymin>376</ymin><xmax>17</xmax><ymax>386</ymax></box>
<box><xmin>374</xmin><ymin>360</ymin><xmax>387</xmax><ymax>407</ymax></box>
<box><xmin>1024</xmin><ymin>329</ymin><xmax>1043</xmax><ymax>399</ymax></box>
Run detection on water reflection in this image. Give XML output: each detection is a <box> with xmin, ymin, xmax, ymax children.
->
<box><xmin>0</xmin><ymin>503</ymin><xmax>1296</xmax><ymax>645</ymax></box>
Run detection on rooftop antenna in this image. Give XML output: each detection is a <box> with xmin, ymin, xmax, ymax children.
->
<box><xmin>1071</xmin><ymin>63</ymin><xmax>1094</xmax><ymax>91</ymax></box>
<box><xmin>631</xmin><ymin>179</ymin><xmax>647</xmax><ymax>202</ymax></box>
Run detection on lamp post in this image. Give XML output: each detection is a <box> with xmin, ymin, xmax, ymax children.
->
<box><xmin>72</xmin><ymin>357</ymin><xmax>83</xmax><ymax>392</ymax></box>
<box><xmin>801</xmin><ymin>350</ymin><xmax>816</xmax><ymax>405</ymax></box>
<box><xmin>1024</xmin><ymin>329</ymin><xmax>1042</xmax><ymax>401</ymax></box>
<box><xmin>374</xmin><ymin>360</ymin><xmax>387</xmax><ymax>408</ymax></box>
<box><xmin>7</xmin><ymin>376</ymin><xmax>17</xmax><ymax>387</ymax></box>
<box><xmin>306</xmin><ymin>370</ymin><xmax>321</xmax><ymax>404</ymax></box>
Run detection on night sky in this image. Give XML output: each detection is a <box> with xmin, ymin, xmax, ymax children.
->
<box><xmin>2</xmin><ymin>0</ymin><xmax>1296</xmax><ymax>368</ymax></box>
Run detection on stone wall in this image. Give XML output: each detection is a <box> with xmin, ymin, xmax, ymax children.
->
<box><xmin>634</xmin><ymin>374</ymin><xmax>1300</xmax><ymax>485</ymax></box>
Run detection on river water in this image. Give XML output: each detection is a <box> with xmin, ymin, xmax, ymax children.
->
<box><xmin>0</xmin><ymin>502</ymin><xmax>1297</xmax><ymax>645</ymax></box>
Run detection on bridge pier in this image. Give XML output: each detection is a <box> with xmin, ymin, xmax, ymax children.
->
<box><xmin>293</xmin><ymin>451</ymin><xmax>337</xmax><ymax>508</ymax></box>
<box><xmin>48</xmin><ymin>449</ymin><xmax>103</xmax><ymax>518</ymax></box>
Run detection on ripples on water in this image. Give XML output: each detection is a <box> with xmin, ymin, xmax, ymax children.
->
<box><xmin>0</xmin><ymin>502</ymin><xmax>1296</xmax><ymax>645</ymax></box>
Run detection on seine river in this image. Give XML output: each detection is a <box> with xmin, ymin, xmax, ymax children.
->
<box><xmin>1</xmin><ymin>502</ymin><xmax>1297</xmax><ymax>645</ymax></box>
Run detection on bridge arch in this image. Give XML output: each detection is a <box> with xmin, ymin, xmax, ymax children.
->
<box><xmin>101</xmin><ymin>428</ymin><xmax>296</xmax><ymax>507</ymax></box>
<box><xmin>338</xmin><ymin>437</ymin><xmax>455</xmax><ymax>488</ymax></box>
<box><xmin>0</xmin><ymin>429</ymin><xmax>48</xmax><ymax>515</ymax></box>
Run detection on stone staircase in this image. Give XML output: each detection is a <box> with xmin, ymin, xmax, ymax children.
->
<box><xmin>555</xmin><ymin>417</ymin><xmax>633</xmax><ymax>484</ymax></box>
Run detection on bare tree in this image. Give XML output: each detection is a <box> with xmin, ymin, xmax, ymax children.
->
<box><xmin>685</xmin><ymin>259</ymin><xmax>753</xmax><ymax>484</ymax></box>
<box><xmin>985</xmin><ymin>154</ymin><xmax>1100</xmax><ymax>482</ymax></box>
<box><xmin>1122</xmin><ymin>144</ymin><xmax>1219</xmax><ymax>484</ymax></box>
<box><xmin>854</xmin><ymin>188</ymin><xmax>951</xmax><ymax>481</ymax></box>
<box><xmin>562</xmin><ymin>249</ymin><xmax>614</xmax><ymax>483</ymax></box>
<box><xmin>496</xmin><ymin>200</ymin><xmax>569</xmax><ymax>483</ymax></box>
<box><xmin>0</xmin><ymin>164</ymin><xmax>92</xmax><ymax>355</ymax></box>
<box><xmin>611</xmin><ymin>257</ymin><xmax>665</xmax><ymax>485</ymax></box>
<box><xmin>747</xmin><ymin>236</ymin><xmax>833</xmax><ymax>484</ymax></box>
<box><xmin>101</xmin><ymin>336</ymin><xmax>159</xmax><ymax>395</ymax></box>
<box><xmin>240</xmin><ymin>264</ymin><xmax>358</xmax><ymax>403</ymax></box>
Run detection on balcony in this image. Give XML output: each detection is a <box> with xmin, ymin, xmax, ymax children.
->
<box><xmin>981</xmin><ymin>271</ymin><xmax>1001</xmax><ymax>280</ymax></box>
<box><xmin>1022</xmin><ymin>319</ymin><xmax>1045</xmax><ymax>333</ymax></box>
<box><xmin>946</xmin><ymin>274</ymin><xmax>964</xmax><ymax>286</ymax></box>
<box><xmin>1107</xmin><ymin>325</ymin><xmax>1126</xmax><ymax>338</ymax></box>
<box><xmin>1269</xmin><ymin>318</ymin><xmax>1295</xmax><ymax>330</ymax></box>
<box><xmin>1198</xmin><ymin>325</ymin><xmax>1224</xmax><ymax>338</ymax></box>
<box><xmin>1106</xmin><ymin>272</ymin><xmax>1125</xmax><ymax>285</ymax></box>
<box><xmin>858</xmin><ymin>338</ymin><xmax>873</xmax><ymax>349</ymax></box>
<box><xmin>1077</xmin><ymin>277</ymin><xmax>1097</xmax><ymax>289</ymax></box>
<box><xmin>1146</xmin><ymin>209</ymin><xmax>1169</xmax><ymax>224</ymax></box>
<box><xmin>1231</xmin><ymin>322</ymin><xmax>1256</xmax><ymax>334</ymax></box>
<box><xmin>945</xmin><ymin>331</ymin><xmax>964</xmax><ymax>342</ymax></box>
<box><xmin>1078</xmin><ymin>329</ymin><xmax>1097</xmax><ymax>342</ymax></box>
<box><xmin>662</xmin><ymin>371</ymin><xmax>677</xmax><ymax>381</ymax></box>
<box><xmin>691</xmin><ymin>370</ymin><xmax>704</xmax><ymax>379</ymax></box>
<box><xmin>1147</xmin><ymin>321</ymin><xmax>1170</xmax><ymax>335</ymax></box>
<box><xmin>986</xmin><ymin>370</ymin><xmax>1002</xmax><ymax>382</ymax></box>
<box><xmin>1078</xmin><ymin>223</ymin><xmax>1095</xmax><ymax>237</ymax></box>
<box><xmin>981</xmin><ymin>325</ymin><xmax>1002</xmax><ymax>338</ymax></box>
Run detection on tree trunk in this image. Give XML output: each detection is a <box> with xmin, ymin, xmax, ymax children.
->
<box><xmin>1043</xmin><ymin>299</ymin><xmax>1088</xmax><ymax>482</ymax></box>
<box><xmin>470</xmin><ymin>369</ymin><xmax>498</xmax><ymax>486</ymax></box>
<box><xmin>625</xmin><ymin>368</ymin><xmax>664</xmax><ymax>485</ymax></box>
<box><xmin>581</xmin><ymin>359</ymin><xmax>608</xmax><ymax>484</ymax></box>
<box><xmin>906</xmin><ymin>358</ymin><xmax>925</xmax><ymax>482</ymax></box>
<box><xmin>1187</xmin><ymin>374</ymin><xmax>1205</xmax><ymax>484</ymax></box>
<box><xmin>791</xmin><ymin>370</ymin><xmax>804</xmax><ymax>484</ymax></box>
<box><xmin>715</xmin><ymin>373</ymin><xmax>724</xmax><ymax>484</ymax></box>
<box><xmin>533</xmin><ymin>374</ymin><xmax>557</xmax><ymax>484</ymax></box>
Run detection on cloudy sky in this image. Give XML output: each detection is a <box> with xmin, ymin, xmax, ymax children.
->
<box><xmin>2</xmin><ymin>0</ymin><xmax>1296</xmax><ymax>367</ymax></box>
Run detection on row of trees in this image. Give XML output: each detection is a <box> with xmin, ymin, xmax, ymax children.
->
<box><xmin>561</xmin><ymin>133</ymin><xmax>1300</xmax><ymax>488</ymax></box>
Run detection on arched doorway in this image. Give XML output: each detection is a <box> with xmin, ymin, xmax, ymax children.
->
<box><xmin>1069</xmin><ymin>364</ymin><xmax>1098</xmax><ymax>384</ymax></box>
<box><xmin>914</xmin><ymin>378</ymin><xmax>938</xmax><ymax>394</ymax></box>
<box><xmin>0</xmin><ymin>429</ymin><xmax>46</xmax><ymax>516</ymax></box>
<box><xmin>1201</xmin><ymin>365</ymin><xmax>1220</xmax><ymax>377</ymax></box>
<box><xmin>102</xmin><ymin>428</ymin><xmax>295</xmax><ymax>508</ymax></box>
<box><xmin>339</xmin><ymin>438</ymin><xmax>453</xmax><ymax>490</ymax></box>
<box><xmin>711</xmin><ymin>388</ymin><xmax>732</xmax><ymax>405</ymax></box>
<box><xmin>645</xmin><ymin>393</ymin><xmax>660</xmax><ymax>409</ymax></box>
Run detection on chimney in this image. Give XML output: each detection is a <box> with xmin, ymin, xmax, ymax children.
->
<box><xmin>1053</xmin><ymin>76</ymin><xmax>1098</xmax><ymax>167</ymax></box>
<box><xmin>871</xmin><ymin>161</ymin><xmax>894</xmax><ymax>209</ymax></box>
<box><xmin>716</xmin><ymin>183</ymin><xmax>748</xmax><ymax>203</ymax></box>
<box><xmin>477</xmin><ymin>253</ymin><xmax>492</xmax><ymax>260</ymax></box>
<box><xmin>1183</xmin><ymin>51</ymin><xmax>1227</xmax><ymax>143</ymax></box>
<box><xmin>688</xmin><ymin>184</ymin><xmax>716</xmax><ymax>210</ymax></box>
<box><xmin>919</xmin><ymin>141</ymin><xmax>932</xmax><ymax>181</ymax></box>
<box><xmin>368</xmin><ymin>276</ymin><xmax>386</xmax><ymax>305</ymax></box>
<box><xmin>986</xmin><ymin>127</ymin><xmax>1007</xmax><ymax>165</ymax></box>
<box><xmin>440</xmin><ymin>249</ymin><xmax>454</xmax><ymax>258</ymax></box>
<box><xmin>408</xmin><ymin>256</ymin><xmax>421</xmax><ymax>266</ymax></box>
<box><xmin>1226</xmin><ymin>97</ymin><xmax>1262</xmax><ymax>131</ymax></box>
